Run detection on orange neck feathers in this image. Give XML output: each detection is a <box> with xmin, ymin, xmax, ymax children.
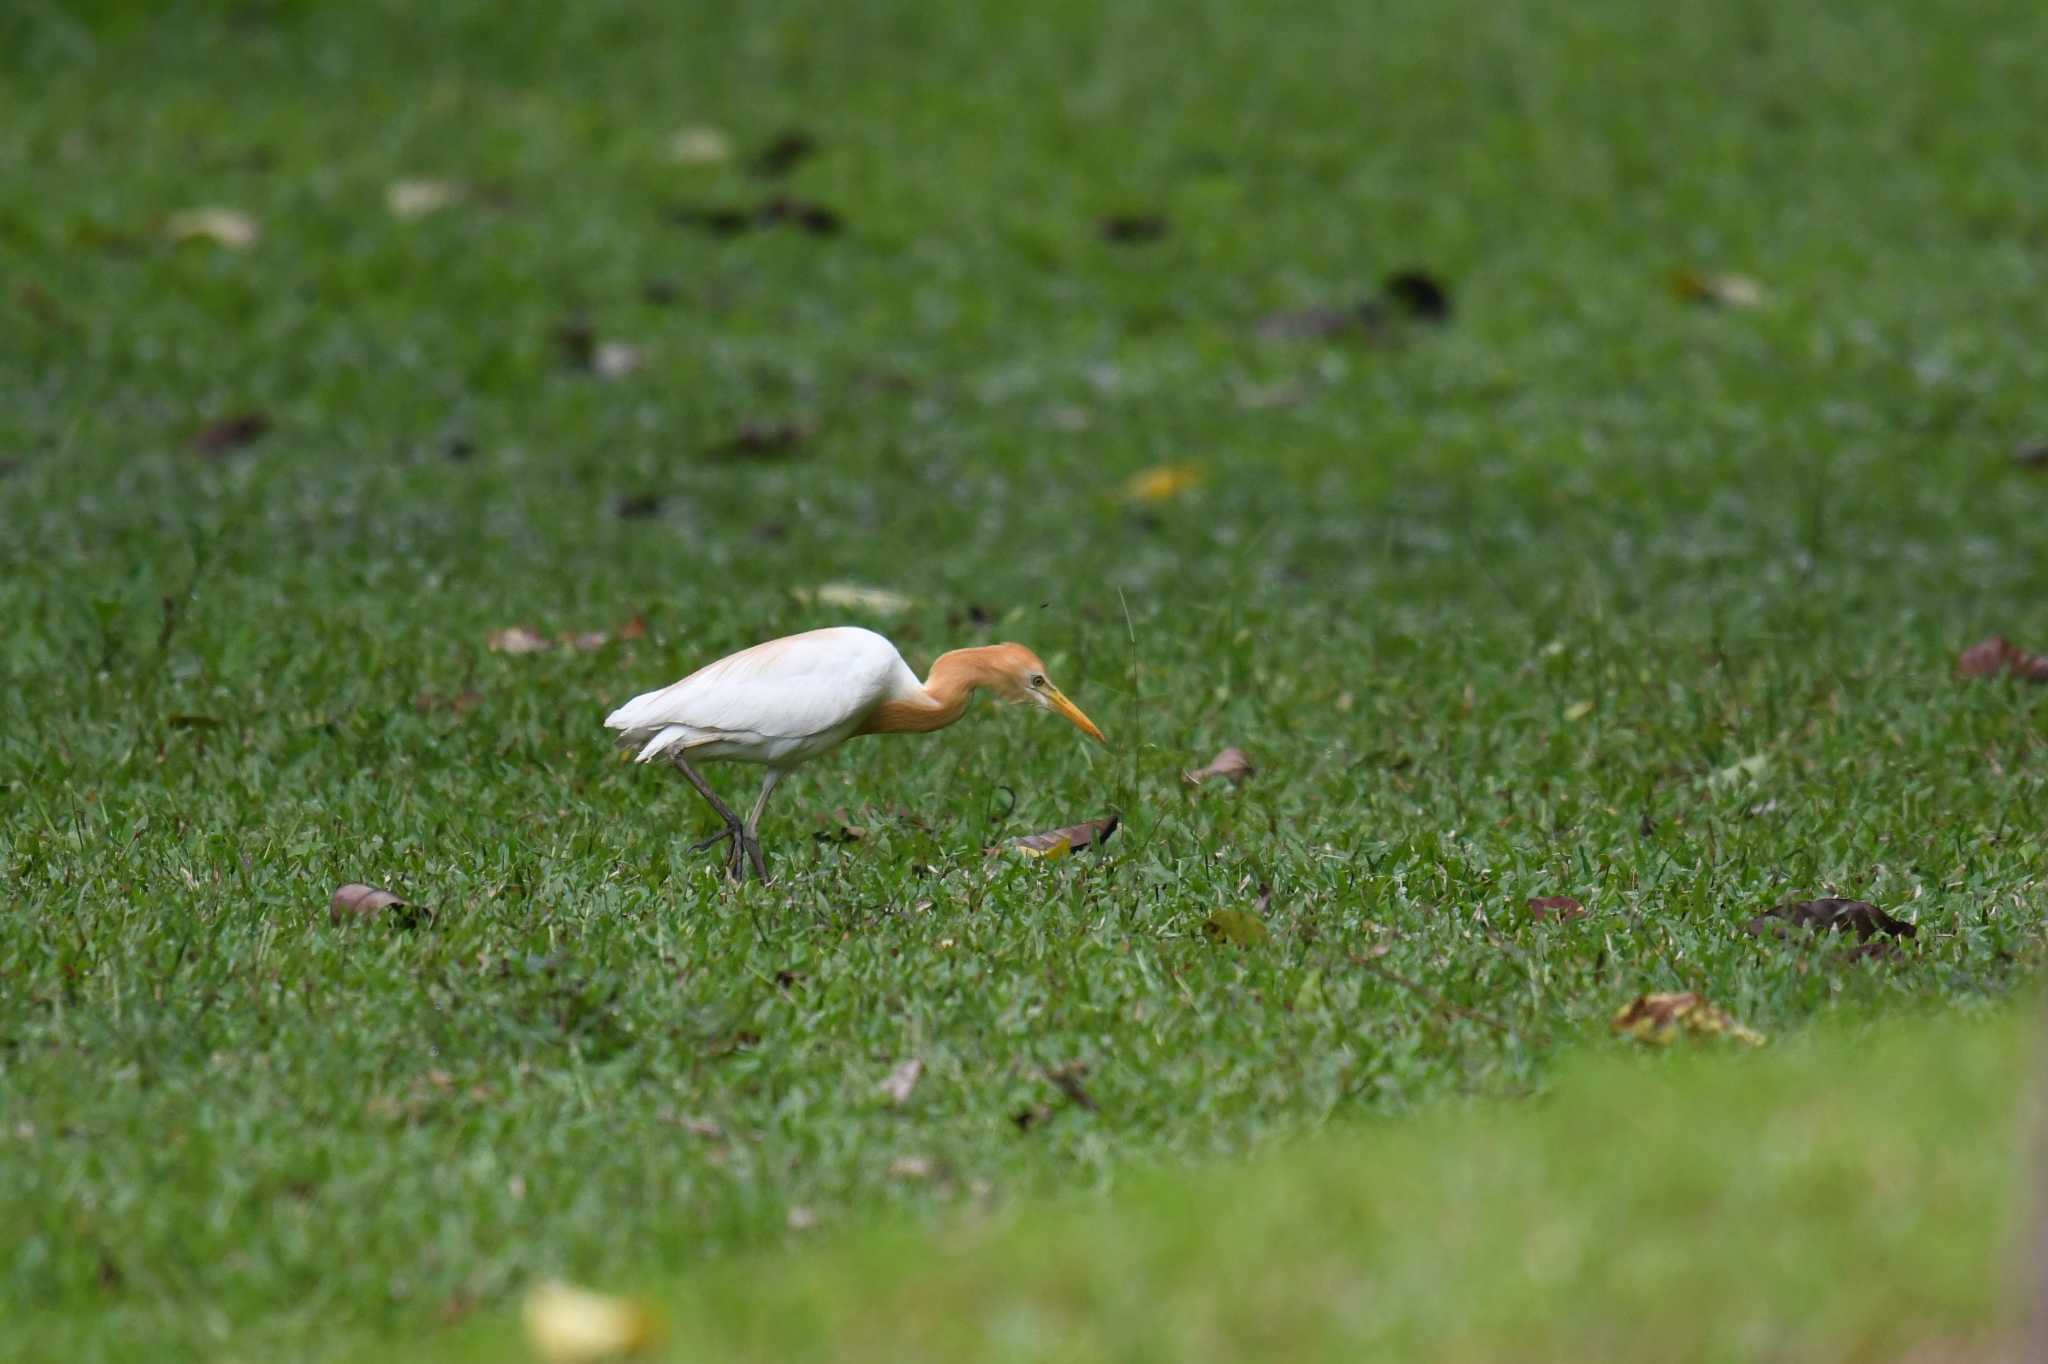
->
<box><xmin>860</xmin><ymin>646</ymin><xmax>1016</xmax><ymax>735</ymax></box>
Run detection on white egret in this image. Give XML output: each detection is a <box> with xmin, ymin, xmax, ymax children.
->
<box><xmin>605</xmin><ymin>626</ymin><xmax>1106</xmax><ymax>882</ymax></box>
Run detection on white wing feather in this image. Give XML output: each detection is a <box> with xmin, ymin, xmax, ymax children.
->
<box><xmin>605</xmin><ymin>627</ymin><xmax>917</xmax><ymax>765</ymax></box>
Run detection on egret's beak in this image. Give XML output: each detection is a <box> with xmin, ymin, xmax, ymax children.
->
<box><xmin>1044</xmin><ymin>685</ymin><xmax>1107</xmax><ymax>744</ymax></box>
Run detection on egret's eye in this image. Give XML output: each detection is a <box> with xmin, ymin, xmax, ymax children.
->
<box><xmin>1029</xmin><ymin>674</ymin><xmax>1046</xmax><ymax>688</ymax></box>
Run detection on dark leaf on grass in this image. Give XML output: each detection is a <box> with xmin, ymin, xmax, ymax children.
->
<box><xmin>710</xmin><ymin>420</ymin><xmax>811</xmax><ymax>460</ymax></box>
<box><xmin>1956</xmin><ymin>634</ymin><xmax>2048</xmax><ymax>682</ymax></box>
<box><xmin>758</xmin><ymin>196</ymin><xmax>843</xmax><ymax>235</ymax></box>
<box><xmin>1611</xmin><ymin>992</ymin><xmax>1765</xmax><ymax>1046</ymax></box>
<box><xmin>1746</xmin><ymin>897</ymin><xmax>1915</xmax><ymax>942</ymax></box>
<box><xmin>1100</xmin><ymin>213</ymin><xmax>1168</xmax><ymax>244</ymax></box>
<box><xmin>1256</xmin><ymin>301</ymin><xmax>1389</xmax><ymax>343</ymax></box>
<box><xmin>442</xmin><ymin>435</ymin><xmax>476</xmax><ymax>462</ymax></box>
<box><xmin>1012</xmin><ymin>1102</ymin><xmax>1054</xmax><ymax>1133</ymax></box>
<box><xmin>329</xmin><ymin>882</ymin><xmax>418</xmax><ymax>926</ymax></box>
<box><xmin>1383</xmin><ymin>269</ymin><xmax>1451</xmax><ymax>322</ymax></box>
<box><xmin>749</xmin><ymin>129</ymin><xmax>818</xmax><ymax>179</ymax></box>
<box><xmin>191</xmin><ymin>411</ymin><xmax>271</xmax><ymax>455</ymax></box>
<box><xmin>1183</xmin><ymin>746</ymin><xmax>1255</xmax><ymax>787</ymax></box>
<box><xmin>1671</xmin><ymin>270</ymin><xmax>1764</xmax><ymax>308</ymax></box>
<box><xmin>752</xmin><ymin>520</ymin><xmax>788</xmax><ymax>541</ymax></box>
<box><xmin>1002</xmin><ymin>812</ymin><xmax>1119</xmax><ymax>858</ymax></box>
<box><xmin>551</xmin><ymin>318</ymin><xmax>596</xmax><ymax>370</ymax></box>
<box><xmin>672</xmin><ymin>205</ymin><xmax>756</xmax><ymax>237</ymax></box>
<box><xmin>2012</xmin><ymin>441</ymin><xmax>2048</xmax><ymax>470</ymax></box>
<box><xmin>1202</xmin><ymin>909</ymin><xmax>1270</xmax><ymax>946</ymax></box>
<box><xmin>613</xmin><ymin>492</ymin><xmax>663</xmax><ymax>520</ymax></box>
<box><xmin>1045</xmin><ymin>1060</ymin><xmax>1097</xmax><ymax>1111</ymax></box>
<box><xmin>1526</xmin><ymin>894</ymin><xmax>1587</xmax><ymax>923</ymax></box>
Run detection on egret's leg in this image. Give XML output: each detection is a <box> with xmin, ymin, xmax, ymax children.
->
<box><xmin>740</xmin><ymin>770</ymin><xmax>783</xmax><ymax>883</ymax></box>
<box><xmin>671</xmin><ymin>756</ymin><xmax>747</xmax><ymax>881</ymax></box>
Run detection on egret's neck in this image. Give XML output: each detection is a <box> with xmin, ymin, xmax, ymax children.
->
<box><xmin>861</xmin><ymin>647</ymin><xmax>1007</xmax><ymax>735</ymax></box>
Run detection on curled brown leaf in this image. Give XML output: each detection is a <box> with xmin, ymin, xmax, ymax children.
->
<box><xmin>1525</xmin><ymin>894</ymin><xmax>1587</xmax><ymax>923</ymax></box>
<box><xmin>1610</xmin><ymin>992</ymin><xmax>1765</xmax><ymax>1047</ymax></box>
<box><xmin>1183</xmin><ymin>746</ymin><xmax>1255</xmax><ymax>787</ymax></box>
<box><xmin>329</xmin><ymin>882</ymin><xmax>418</xmax><ymax>926</ymax></box>
<box><xmin>1957</xmin><ymin>635</ymin><xmax>2048</xmax><ymax>682</ymax></box>
<box><xmin>999</xmin><ymin>813</ymin><xmax>1119</xmax><ymax>858</ymax></box>
<box><xmin>191</xmin><ymin>412</ymin><xmax>271</xmax><ymax>456</ymax></box>
<box><xmin>1745</xmin><ymin>897</ymin><xmax>1914</xmax><ymax>942</ymax></box>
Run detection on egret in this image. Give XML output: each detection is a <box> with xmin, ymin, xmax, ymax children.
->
<box><xmin>605</xmin><ymin>626</ymin><xmax>1106</xmax><ymax>882</ymax></box>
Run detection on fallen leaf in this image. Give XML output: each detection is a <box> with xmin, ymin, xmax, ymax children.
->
<box><xmin>1201</xmin><ymin>909</ymin><xmax>1270</xmax><ymax>946</ymax></box>
<box><xmin>612</xmin><ymin>492</ymin><xmax>663</xmax><ymax>520</ymax></box>
<box><xmin>616</xmin><ymin>614</ymin><xmax>648</xmax><ymax>642</ymax></box>
<box><xmin>1525</xmin><ymin>895</ymin><xmax>1587</xmax><ymax>923</ymax></box>
<box><xmin>1709</xmin><ymin>753</ymin><xmax>1770</xmax><ymax>788</ymax></box>
<box><xmin>878</xmin><ymin>1058</ymin><xmax>924</xmax><ymax>1106</ymax></box>
<box><xmin>1255</xmin><ymin>301</ymin><xmax>1388</xmax><ymax>343</ymax></box>
<box><xmin>887</xmin><ymin>1155</ymin><xmax>937</xmax><ymax>1180</ymax></box>
<box><xmin>1382</xmin><ymin>268</ymin><xmax>1451</xmax><ymax>322</ymax></box>
<box><xmin>669</xmin><ymin>126</ymin><xmax>731</xmax><ymax>164</ymax></box>
<box><xmin>758</xmin><ymin>196</ymin><xmax>842</xmax><ymax>234</ymax></box>
<box><xmin>413</xmin><ymin>688</ymin><xmax>483</xmax><ymax>716</ymax></box>
<box><xmin>1610</xmin><ymin>992</ymin><xmax>1765</xmax><ymax>1047</ymax></box>
<box><xmin>1012</xmin><ymin>1102</ymin><xmax>1055</xmax><ymax>1133</ymax></box>
<box><xmin>662</xmin><ymin>1112</ymin><xmax>725</xmax><ymax>1139</ymax></box>
<box><xmin>710</xmin><ymin>420</ymin><xmax>811</xmax><ymax>460</ymax></box>
<box><xmin>521</xmin><ymin>1281</ymin><xmax>661</xmax><ymax>1364</ymax></box>
<box><xmin>560</xmin><ymin>630</ymin><xmax>611</xmax><ymax>653</ymax></box>
<box><xmin>594</xmin><ymin>342</ymin><xmax>644</xmax><ymax>380</ymax></box>
<box><xmin>1124</xmin><ymin>464</ymin><xmax>1203</xmax><ymax>503</ymax></box>
<box><xmin>1956</xmin><ymin>634</ymin><xmax>2048</xmax><ymax>682</ymax></box>
<box><xmin>2012</xmin><ymin>441</ymin><xmax>2048</xmax><ymax>470</ymax></box>
<box><xmin>815</xmin><ymin>808</ymin><xmax>867</xmax><ymax>843</ymax></box>
<box><xmin>1100</xmin><ymin>213</ymin><xmax>1168</xmax><ymax>243</ymax></box>
<box><xmin>750</xmin><ymin>128</ymin><xmax>819</xmax><ymax>179</ymax></box>
<box><xmin>165</xmin><ymin>207</ymin><xmax>259</xmax><ymax>249</ymax></box>
<box><xmin>1745</xmin><ymin>897</ymin><xmax>1915</xmax><ymax>942</ymax></box>
<box><xmin>191</xmin><ymin>411</ymin><xmax>271</xmax><ymax>455</ymax></box>
<box><xmin>1671</xmin><ymin>270</ymin><xmax>1766</xmax><ymax>308</ymax></box>
<box><xmin>1002</xmin><ymin>813</ymin><xmax>1119</xmax><ymax>858</ymax></box>
<box><xmin>385</xmin><ymin>179</ymin><xmax>462</xmax><ymax>218</ymax></box>
<box><xmin>329</xmin><ymin>882</ymin><xmax>413</xmax><ymax>926</ymax></box>
<box><xmin>1045</xmin><ymin>1060</ymin><xmax>1096</xmax><ymax>1111</ymax></box>
<box><xmin>487</xmin><ymin>626</ymin><xmax>554</xmax><ymax>655</ymax></box>
<box><xmin>794</xmin><ymin>582</ymin><xmax>913</xmax><ymax>614</ymax></box>
<box><xmin>1183</xmin><ymin>746</ymin><xmax>1255</xmax><ymax>788</ymax></box>
<box><xmin>1562</xmin><ymin>699</ymin><xmax>1595</xmax><ymax>722</ymax></box>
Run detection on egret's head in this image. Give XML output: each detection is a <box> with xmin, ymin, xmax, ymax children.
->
<box><xmin>984</xmin><ymin>643</ymin><xmax>1107</xmax><ymax>744</ymax></box>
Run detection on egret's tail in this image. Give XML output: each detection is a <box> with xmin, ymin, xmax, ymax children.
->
<box><xmin>606</xmin><ymin>719</ymin><xmax>693</xmax><ymax>763</ymax></box>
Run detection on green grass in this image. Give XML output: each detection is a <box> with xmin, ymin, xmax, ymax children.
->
<box><xmin>5</xmin><ymin>0</ymin><xmax>2048</xmax><ymax>1359</ymax></box>
<box><xmin>429</xmin><ymin>1006</ymin><xmax>2039</xmax><ymax>1363</ymax></box>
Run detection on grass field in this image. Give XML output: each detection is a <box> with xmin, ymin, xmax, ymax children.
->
<box><xmin>5</xmin><ymin>0</ymin><xmax>2048</xmax><ymax>1358</ymax></box>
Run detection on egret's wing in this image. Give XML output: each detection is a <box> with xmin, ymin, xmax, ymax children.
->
<box><xmin>605</xmin><ymin>627</ymin><xmax>909</xmax><ymax>746</ymax></box>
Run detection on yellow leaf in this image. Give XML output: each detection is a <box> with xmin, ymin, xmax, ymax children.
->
<box><xmin>164</xmin><ymin>207</ymin><xmax>259</xmax><ymax>249</ymax></box>
<box><xmin>521</xmin><ymin>1281</ymin><xmax>661</xmax><ymax>1363</ymax></box>
<box><xmin>1610</xmin><ymin>992</ymin><xmax>1765</xmax><ymax>1047</ymax></box>
<box><xmin>1123</xmin><ymin>464</ymin><xmax>1203</xmax><ymax>504</ymax></box>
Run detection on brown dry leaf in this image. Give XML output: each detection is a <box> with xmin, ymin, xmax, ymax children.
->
<box><xmin>329</xmin><ymin>882</ymin><xmax>410</xmax><ymax>925</ymax></box>
<box><xmin>750</xmin><ymin>128</ymin><xmax>819</xmax><ymax>179</ymax></box>
<box><xmin>878</xmin><ymin>1057</ymin><xmax>924</xmax><ymax>1106</ymax></box>
<box><xmin>1201</xmin><ymin>909</ymin><xmax>1270</xmax><ymax>946</ymax></box>
<box><xmin>1100</xmin><ymin>213</ymin><xmax>1168</xmax><ymax>244</ymax></box>
<box><xmin>1045</xmin><ymin>1060</ymin><xmax>1097</xmax><ymax>1111</ymax></box>
<box><xmin>1183</xmin><ymin>746</ymin><xmax>1255</xmax><ymax>787</ymax></box>
<box><xmin>815</xmin><ymin>809</ymin><xmax>867</xmax><ymax>843</ymax></box>
<box><xmin>385</xmin><ymin>179</ymin><xmax>462</xmax><ymax>218</ymax></box>
<box><xmin>559</xmin><ymin>629</ymin><xmax>611</xmax><ymax>653</ymax></box>
<box><xmin>1012</xmin><ymin>1102</ymin><xmax>1054</xmax><ymax>1133</ymax></box>
<box><xmin>2012</xmin><ymin>440</ymin><xmax>2048</xmax><ymax>470</ymax></box>
<box><xmin>613</xmin><ymin>492</ymin><xmax>662</xmax><ymax>520</ymax></box>
<box><xmin>413</xmin><ymin>688</ymin><xmax>483</xmax><ymax>716</ymax></box>
<box><xmin>1746</xmin><ymin>897</ymin><xmax>1915</xmax><ymax>942</ymax></box>
<box><xmin>1610</xmin><ymin>992</ymin><xmax>1766</xmax><ymax>1047</ymax></box>
<box><xmin>1525</xmin><ymin>894</ymin><xmax>1587</xmax><ymax>923</ymax></box>
<box><xmin>1671</xmin><ymin>270</ymin><xmax>1766</xmax><ymax>308</ymax></box>
<box><xmin>165</xmin><ymin>207</ymin><xmax>259</xmax><ymax>249</ymax></box>
<box><xmin>1956</xmin><ymin>635</ymin><xmax>2048</xmax><ymax>682</ymax></box>
<box><xmin>521</xmin><ymin>1281</ymin><xmax>661</xmax><ymax>1364</ymax></box>
<box><xmin>1002</xmin><ymin>813</ymin><xmax>1120</xmax><ymax>858</ymax></box>
<box><xmin>488</xmin><ymin>626</ymin><xmax>554</xmax><ymax>655</ymax></box>
<box><xmin>757</xmin><ymin>196</ymin><xmax>841</xmax><ymax>235</ymax></box>
<box><xmin>1123</xmin><ymin>464</ymin><xmax>1203</xmax><ymax>504</ymax></box>
<box><xmin>711</xmin><ymin>420</ymin><xmax>811</xmax><ymax>460</ymax></box>
<box><xmin>191</xmin><ymin>411</ymin><xmax>271</xmax><ymax>456</ymax></box>
<box><xmin>615</xmin><ymin>614</ymin><xmax>648</xmax><ymax>642</ymax></box>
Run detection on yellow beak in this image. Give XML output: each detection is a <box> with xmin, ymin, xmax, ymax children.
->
<box><xmin>1045</xmin><ymin>684</ymin><xmax>1107</xmax><ymax>744</ymax></box>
